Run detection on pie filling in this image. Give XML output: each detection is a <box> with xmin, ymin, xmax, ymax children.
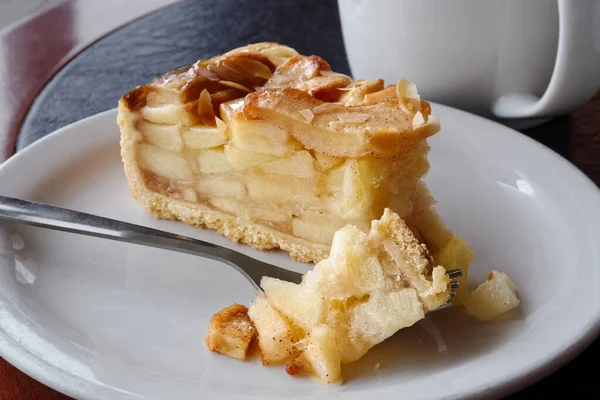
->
<box><xmin>134</xmin><ymin>130</ymin><xmax>431</xmax><ymax>245</ymax></box>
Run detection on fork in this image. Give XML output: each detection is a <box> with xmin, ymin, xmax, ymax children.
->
<box><xmin>0</xmin><ymin>195</ymin><xmax>462</xmax><ymax>309</ymax></box>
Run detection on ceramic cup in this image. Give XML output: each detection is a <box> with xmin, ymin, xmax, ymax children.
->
<box><xmin>338</xmin><ymin>0</ymin><xmax>600</xmax><ymax>121</ymax></box>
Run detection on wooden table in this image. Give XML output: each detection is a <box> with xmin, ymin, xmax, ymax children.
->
<box><xmin>1</xmin><ymin>0</ymin><xmax>599</xmax><ymax>398</ymax></box>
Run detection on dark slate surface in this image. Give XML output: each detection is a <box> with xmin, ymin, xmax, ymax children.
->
<box><xmin>15</xmin><ymin>0</ymin><xmax>596</xmax><ymax>398</ymax></box>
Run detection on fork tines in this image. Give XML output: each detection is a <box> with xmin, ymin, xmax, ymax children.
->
<box><xmin>433</xmin><ymin>268</ymin><xmax>463</xmax><ymax>312</ymax></box>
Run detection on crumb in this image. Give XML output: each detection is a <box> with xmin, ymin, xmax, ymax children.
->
<box><xmin>286</xmin><ymin>361</ymin><xmax>302</xmax><ymax>376</ymax></box>
<box><xmin>374</xmin><ymin>362</ymin><xmax>381</xmax><ymax>370</ymax></box>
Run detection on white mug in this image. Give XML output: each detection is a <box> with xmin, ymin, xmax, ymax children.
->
<box><xmin>338</xmin><ymin>0</ymin><xmax>600</xmax><ymax>121</ymax></box>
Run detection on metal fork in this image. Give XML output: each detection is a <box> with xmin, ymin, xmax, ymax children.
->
<box><xmin>0</xmin><ymin>195</ymin><xmax>462</xmax><ymax>309</ymax></box>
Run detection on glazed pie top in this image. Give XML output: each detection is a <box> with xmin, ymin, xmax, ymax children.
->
<box><xmin>121</xmin><ymin>43</ymin><xmax>439</xmax><ymax>157</ymax></box>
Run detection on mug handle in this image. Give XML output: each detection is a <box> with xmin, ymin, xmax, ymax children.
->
<box><xmin>492</xmin><ymin>0</ymin><xmax>600</xmax><ymax>118</ymax></box>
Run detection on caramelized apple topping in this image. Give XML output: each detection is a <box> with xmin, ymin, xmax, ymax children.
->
<box><xmin>124</xmin><ymin>43</ymin><xmax>439</xmax><ymax>158</ymax></box>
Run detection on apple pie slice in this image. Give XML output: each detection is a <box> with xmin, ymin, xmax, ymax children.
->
<box><xmin>118</xmin><ymin>43</ymin><xmax>464</xmax><ymax>273</ymax></box>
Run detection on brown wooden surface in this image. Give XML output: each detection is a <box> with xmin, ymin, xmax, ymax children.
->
<box><xmin>0</xmin><ymin>0</ymin><xmax>179</xmax><ymax>160</ymax></box>
<box><xmin>0</xmin><ymin>0</ymin><xmax>599</xmax><ymax>397</ymax></box>
<box><xmin>571</xmin><ymin>91</ymin><xmax>600</xmax><ymax>185</ymax></box>
<box><xmin>0</xmin><ymin>0</ymin><xmax>76</xmax><ymax>161</ymax></box>
<box><xmin>0</xmin><ymin>358</ymin><xmax>70</xmax><ymax>400</ymax></box>
<box><xmin>1</xmin><ymin>2</ymin><xmax>81</xmax><ymax>396</ymax></box>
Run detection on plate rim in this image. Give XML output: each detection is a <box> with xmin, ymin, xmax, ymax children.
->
<box><xmin>1</xmin><ymin>106</ymin><xmax>600</xmax><ymax>400</ymax></box>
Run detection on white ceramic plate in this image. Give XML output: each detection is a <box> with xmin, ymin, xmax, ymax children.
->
<box><xmin>1</xmin><ymin>106</ymin><xmax>599</xmax><ymax>400</ymax></box>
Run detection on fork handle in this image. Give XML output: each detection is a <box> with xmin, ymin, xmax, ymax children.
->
<box><xmin>0</xmin><ymin>195</ymin><xmax>302</xmax><ymax>287</ymax></box>
<box><xmin>0</xmin><ymin>195</ymin><xmax>226</xmax><ymax>255</ymax></box>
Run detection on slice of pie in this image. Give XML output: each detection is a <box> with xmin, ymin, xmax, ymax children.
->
<box><xmin>117</xmin><ymin>43</ymin><xmax>465</xmax><ymax>274</ymax></box>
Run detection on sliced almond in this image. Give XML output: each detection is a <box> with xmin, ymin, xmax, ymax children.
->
<box><xmin>312</xmin><ymin>102</ymin><xmax>342</xmax><ymax>114</ymax></box>
<box><xmin>337</xmin><ymin>113</ymin><xmax>370</xmax><ymax>124</ymax></box>
<box><xmin>220</xmin><ymin>80</ymin><xmax>252</xmax><ymax>93</ymax></box>
<box><xmin>298</xmin><ymin>109</ymin><xmax>315</xmax><ymax>122</ymax></box>
<box><xmin>396</xmin><ymin>79</ymin><xmax>421</xmax><ymax>114</ymax></box>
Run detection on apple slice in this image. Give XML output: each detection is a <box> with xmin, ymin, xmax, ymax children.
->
<box><xmin>224</xmin><ymin>144</ymin><xmax>278</xmax><ymax>170</ymax></box>
<box><xmin>349</xmin><ymin>288</ymin><xmax>424</xmax><ymax>347</ymax></box>
<box><xmin>137</xmin><ymin>143</ymin><xmax>193</xmax><ymax>180</ymax></box>
<box><xmin>210</xmin><ymin>197</ymin><xmax>291</xmax><ymax>224</ymax></box>
<box><xmin>314</xmin><ymin>152</ymin><xmax>343</xmax><ymax>171</ymax></box>
<box><xmin>327</xmin><ymin>158</ymin><xmax>383</xmax><ymax>220</ymax></box>
<box><xmin>310</xmin><ymin>226</ymin><xmax>386</xmax><ymax>299</ymax></box>
<box><xmin>465</xmin><ymin>271</ymin><xmax>520</xmax><ymax>321</ymax></box>
<box><xmin>246</xmin><ymin>175</ymin><xmax>320</xmax><ymax>207</ymax></box>
<box><xmin>243</xmin><ymin>87</ymin><xmax>437</xmax><ymax>157</ymax></box>
<box><xmin>138</xmin><ymin>121</ymin><xmax>183</xmax><ymax>152</ymax></box>
<box><xmin>261</xmin><ymin>277</ymin><xmax>325</xmax><ymax>330</ymax></box>
<box><xmin>181</xmin><ymin>118</ymin><xmax>227</xmax><ymax>150</ymax></box>
<box><xmin>294</xmin><ymin>325</ymin><xmax>342</xmax><ymax>385</ymax></box>
<box><xmin>197</xmin><ymin>176</ymin><xmax>246</xmax><ymax>199</ymax></box>
<box><xmin>140</xmin><ymin>103</ymin><xmax>201</xmax><ymax>126</ymax></box>
<box><xmin>247</xmin><ymin>293</ymin><xmax>303</xmax><ymax>365</ymax></box>
<box><xmin>197</xmin><ymin>147</ymin><xmax>233</xmax><ymax>173</ymax></box>
<box><xmin>229</xmin><ymin>117</ymin><xmax>303</xmax><ymax>157</ymax></box>
<box><xmin>291</xmin><ymin>215</ymin><xmax>344</xmax><ymax>245</ymax></box>
<box><xmin>259</xmin><ymin>150</ymin><xmax>316</xmax><ymax>178</ymax></box>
